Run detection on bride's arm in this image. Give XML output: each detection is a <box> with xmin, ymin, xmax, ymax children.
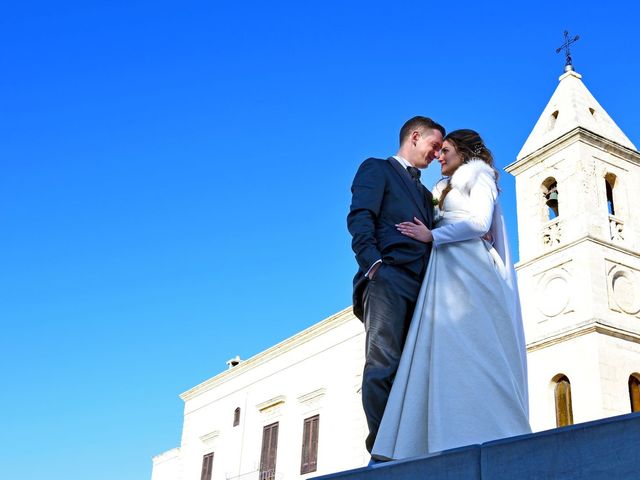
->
<box><xmin>431</xmin><ymin>172</ymin><xmax>498</xmax><ymax>246</ymax></box>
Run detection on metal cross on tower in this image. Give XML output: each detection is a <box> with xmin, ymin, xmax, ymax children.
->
<box><xmin>556</xmin><ymin>30</ymin><xmax>580</xmax><ymax>70</ymax></box>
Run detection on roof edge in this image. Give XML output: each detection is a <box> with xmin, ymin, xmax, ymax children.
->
<box><xmin>180</xmin><ymin>306</ymin><xmax>357</xmax><ymax>401</ymax></box>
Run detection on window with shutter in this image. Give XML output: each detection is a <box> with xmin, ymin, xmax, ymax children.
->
<box><xmin>200</xmin><ymin>452</ymin><xmax>214</xmax><ymax>480</ymax></box>
<box><xmin>300</xmin><ymin>415</ymin><xmax>320</xmax><ymax>474</ymax></box>
<box><xmin>233</xmin><ymin>407</ymin><xmax>241</xmax><ymax>427</ymax></box>
<box><xmin>553</xmin><ymin>374</ymin><xmax>574</xmax><ymax>427</ymax></box>
<box><xmin>629</xmin><ymin>374</ymin><xmax>640</xmax><ymax>412</ymax></box>
<box><xmin>259</xmin><ymin>422</ymin><xmax>279</xmax><ymax>480</ymax></box>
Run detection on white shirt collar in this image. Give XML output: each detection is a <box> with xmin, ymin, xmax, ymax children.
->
<box><xmin>393</xmin><ymin>155</ymin><xmax>414</xmax><ymax>170</ymax></box>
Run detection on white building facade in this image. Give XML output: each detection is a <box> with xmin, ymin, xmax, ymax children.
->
<box><xmin>152</xmin><ymin>309</ymin><xmax>369</xmax><ymax>480</ymax></box>
<box><xmin>152</xmin><ymin>68</ymin><xmax>640</xmax><ymax>480</ymax></box>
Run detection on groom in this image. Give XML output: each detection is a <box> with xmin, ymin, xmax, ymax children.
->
<box><xmin>347</xmin><ymin>116</ymin><xmax>444</xmax><ymax>454</ymax></box>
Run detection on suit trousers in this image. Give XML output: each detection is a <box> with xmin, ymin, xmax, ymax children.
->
<box><xmin>362</xmin><ymin>261</ymin><xmax>423</xmax><ymax>453</ymax></box>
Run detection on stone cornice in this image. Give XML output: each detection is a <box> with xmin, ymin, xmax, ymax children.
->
<box><xmin>180</xmin><ymin>307</ymin><xmax>358</xmax><ymax>401</ymax></box>
<box><xmin>527</xmin><ymin>321</ymin><xmax>640</xmax><ymax>352</ymax></box>
<box><xmin>256</xmin><ymin>395</ymin><xmax>286</xmax><ymax>411</ymax></box>
<box><xmin>297</xmin><ymin>388</ymin><xmax>326</xmax><ymax>404</ymax></box>
<box><xmin>200</xmin><ymin>431</ymin><xmax>220</xmax><ymax>445</ymax></box>
<box><xmin>515</xmin><ymin>235</ymin><xmax>640</xmax><ymax>271</ymax></box>
<box><xmin>506</xmin><ymin>127</ymin><xmax>640</xmax><ymax>176</ymax></box>
<box><xmin>152</xmin><ymin>447</ymin><xmax>181</xmax><ymax>463</ymax></box>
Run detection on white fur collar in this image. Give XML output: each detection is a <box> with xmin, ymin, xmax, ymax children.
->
<box><xmin>449</xmin><ymin>158</ymin><xmax>497</xmax><ymax>195</ymax></box>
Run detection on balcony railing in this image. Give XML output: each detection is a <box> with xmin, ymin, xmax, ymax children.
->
<box><xmin>226</xmin><ymin>468</ymin><xmax>283</xmax><ymax>480</ymax></box>
<box><xmin>542</xmin><ymin>218</ymin><xmax>562</xmax><ymax>248</ymax></box>
<box><xmin>609</xmin><ymin>215</ymin><xmax>624</xmax><ymax>242</ymax></box>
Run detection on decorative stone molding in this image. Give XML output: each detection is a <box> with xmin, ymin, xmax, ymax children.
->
<box><xmin>609</xmin><ymin>215</ymin><xmax>624</xmax><ymax>242</ymax></box>
<box><xmin>507</xmin><ymin>127</ymin><xmax>640</xmax><ymax>175</ymax></box>
<box><xmin>534</xmin><ymin>262</ymin><xmax>573</xmax><ymax>319</ymax></box>
<box><xmin>516</xmin><ymin>235</ymin><xmax>639</xmax><ymax>271</ymax></box>
<box><xmin>152</xmin><ymin>447</ymin><xmax>181</xmax><ymax>463</ymax></box>
<box><xmin>200</xmin><ymin>431</ymin><xmax>220</xmax><ymax>447</ymax></box>
<box><xmin>542</xmin><ymin>218</ymin><xmax>562</xmax><ymax>248</ymax></box>
<box><xmin>257</xmin><ymin>395</ymin><xmax>286</xmax><ymax>417</ymax></box>
<box><xmin>297</xmin><ymin>388</ymin><xmax>326</xmax><ymax>406</ymax></box>
<box><xmin>527</xmin><ymin>323</ymin><xmax>640</xmax><ymax>352</ymax></box>
<box><xmin>606</xmin><ymin>261</ymin><xmax>640</xmax><ymax>316</ymax></box>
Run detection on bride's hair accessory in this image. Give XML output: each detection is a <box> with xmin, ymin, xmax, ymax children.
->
<box><xmin>439</xmin><ymin>129</ymin><xmax>498</xmax><ymax>208</ymax></box>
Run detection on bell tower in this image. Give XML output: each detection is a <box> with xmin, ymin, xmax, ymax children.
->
<box><xmin>506</xmin><ymin>64</ymin><xmax>640</xmax><ymax>431</ymax></box>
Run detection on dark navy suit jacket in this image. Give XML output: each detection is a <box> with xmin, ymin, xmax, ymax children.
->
<box><xmin>347</xmin><ymin>157</ymin><xmax>434</xmax><ymax>320</ymax></box>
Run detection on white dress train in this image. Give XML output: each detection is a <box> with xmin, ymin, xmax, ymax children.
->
<box><xmin>371</xmin><ymin>159</ymin><xmax>531</xmax><ymax>460</ymax></box>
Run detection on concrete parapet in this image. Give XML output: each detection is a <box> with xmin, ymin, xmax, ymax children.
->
<box><xmin>314</xmin><ymin>412</ymin><xmax>640</xmax><ymax>480</ymax></box>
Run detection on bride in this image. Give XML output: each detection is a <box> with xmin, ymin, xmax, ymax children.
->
<box><xmin>371</xmin><ymin>129</ymin><xmax>531</xmax><ymax>460</ymax></box>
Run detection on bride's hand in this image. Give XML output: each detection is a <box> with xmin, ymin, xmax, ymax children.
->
<box><xmin>396</xmin><ymin>217</ymin><xmax>433</xmax><ymax>243</ymax></box>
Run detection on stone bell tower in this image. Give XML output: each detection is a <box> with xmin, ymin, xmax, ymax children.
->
<box><xmin>505</xmin><ymin>62</ymin><xmax>640</xmax><ymax>431</ymax></box>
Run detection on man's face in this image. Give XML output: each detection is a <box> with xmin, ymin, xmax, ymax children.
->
<box><xmin>413</xmin><ymin>129</ymin><xmax>443</xmax><ymax>168</ymax></box>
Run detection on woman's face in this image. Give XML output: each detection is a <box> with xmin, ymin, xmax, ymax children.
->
<box><xmin>438</xmin><ymin>140</ymin><xmax>464</xmax><ymax>177</ymax></box>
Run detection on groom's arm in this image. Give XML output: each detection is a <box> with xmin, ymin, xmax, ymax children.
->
<box><xmin>347</xmin><ymin>158</ymin><xmax>385</xmax><ymax>274</ymax></box>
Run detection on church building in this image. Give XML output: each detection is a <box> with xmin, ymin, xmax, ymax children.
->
<box><xmin>151</xmin><ymin>64</ymin><xmax>640</xmax><ymax>480</ymax></box>
<box><xmin>506</xmin><ymin>63</ymin><xmax>640</xmax><ymax>431</ymax></box>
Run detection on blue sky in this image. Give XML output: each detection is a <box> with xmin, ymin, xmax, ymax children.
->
<box><xmin>1</xmin><ymin>1</ymin><xmax>639</xmax><ymax>479</ymax></box>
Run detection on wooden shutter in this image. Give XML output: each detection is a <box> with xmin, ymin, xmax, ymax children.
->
<box><xmin>554</xmin><ymin>376</ymin><xmax>574</xmax><ymax>427</ymax></box>
<box><xmin>630</xmin><ymin>375</ymin><xmax>640</xmax><ymax>412</ymax></box>
<box><xmin>300</xmin><ymin>415</ymin><xmax>320</xmax><ymax>474</ymax></box>
<box><xmin>200</xmin><ymin>452</ymin><xmax>214</xmax><ymax>480</ymax></box>
<box><xmin>259</xmin><ymin>422</ymin><xmax>279</xmax><ymax>480</ymax></box>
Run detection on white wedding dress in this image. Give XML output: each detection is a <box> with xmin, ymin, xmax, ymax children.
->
<box><xmin>371</xmin><ymin>159</ymin><xmax>531</xmax><ymax>460</ymax></box>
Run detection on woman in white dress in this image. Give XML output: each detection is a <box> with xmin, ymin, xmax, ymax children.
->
<box><xmin>371</xmin><ymin>129</ymin><xmax>531</xmax><ymax>460</ymax></box>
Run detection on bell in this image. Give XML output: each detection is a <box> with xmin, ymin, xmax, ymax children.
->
<box><xmin>545</xmin><ymin>191</ymin><xmax>559</xmax><ymax>216</ymax></box>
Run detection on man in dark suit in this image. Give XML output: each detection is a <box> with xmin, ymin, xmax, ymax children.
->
<box><xmin>347</xmin><ymin>116</ymin><xmax>444</xmax><ymax>454</ymax></box>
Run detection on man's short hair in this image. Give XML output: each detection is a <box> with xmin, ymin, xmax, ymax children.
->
<box><xmin>399</xmin><ymin>116</ymin><xmax>445</xmax><ymax>146</ymax></box>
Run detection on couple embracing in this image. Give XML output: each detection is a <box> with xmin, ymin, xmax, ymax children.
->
<box><xmin>347</xmin><ymin>116</ymin><xmax>531</xmax><ymax>463</ymax></box>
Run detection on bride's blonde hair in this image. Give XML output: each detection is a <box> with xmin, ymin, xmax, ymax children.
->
<box><xmin>438</xmin><ymin>129</ymin><xmax>498</xmax><ymax>209</ymax></box>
